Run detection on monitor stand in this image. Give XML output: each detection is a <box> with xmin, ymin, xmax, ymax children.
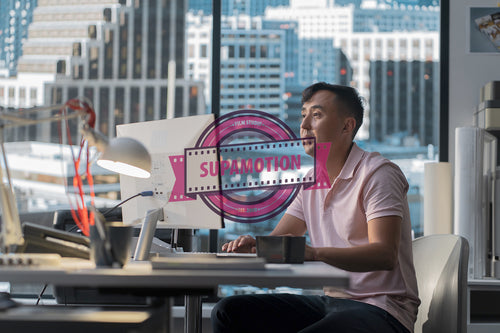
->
<box><xmin>133</xmin><ymin>208</ymin><xmax>164</xmax><ymax>261</ymax></box>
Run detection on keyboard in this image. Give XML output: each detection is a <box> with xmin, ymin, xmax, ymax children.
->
<box><xmin>216</xmin><ymin>252</ymin><xmax>257</xmax><ymax>258</ymax></box>
<box><xmin>157</xmin><ymin>251</ymin><xmax>257</xmax><ymax>259</ymax></box>
<box><xmin>158</xmin><ymin>251</ymin><xmax>217</xmax><ymax>258</ymax></box>
<box><xmin>151</xmin><ymin>253</ymin><xmax>265</xmax><ymax>270</ymax></box>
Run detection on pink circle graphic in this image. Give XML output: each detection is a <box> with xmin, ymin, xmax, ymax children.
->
<box><xmin>194</xmin><ymin>110</ymin><xmax>301</xmax><ymax>223</ymax></box>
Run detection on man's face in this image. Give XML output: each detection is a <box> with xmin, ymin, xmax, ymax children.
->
<box><xmin>300</xmin><ymin>90</ymin><xmax>347</xmax><ymax>156</ymax></box>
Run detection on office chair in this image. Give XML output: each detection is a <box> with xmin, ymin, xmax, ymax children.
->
<box><xmin>413</xmin><ymin>234</ymin><xmax>469</xmax><ymax>333</ymax></box>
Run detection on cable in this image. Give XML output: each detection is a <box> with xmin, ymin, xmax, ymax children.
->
<box><xmin>36</xmin><ymin>284</ymin><xmax>48</xmax><ymax>305</ymax></box>
<box><xmin>63</xmin><ymin>191</ymin><xmax>154</xmax><ymax>233</ymax></box>
<box><xmin>102</xmin><ymin>190</ymin><xmax>154</xmax><ymax>217</ymax></box>
<box><xmin>66</xmin><ymin>224</ymin><xmax>83</xmax><ymax>234</ymax></box>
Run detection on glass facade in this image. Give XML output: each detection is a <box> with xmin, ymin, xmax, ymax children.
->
<box><xmin>0</xmin><ymin>0</ymin><xmax>441</xmax><ymax>243</ymax></box>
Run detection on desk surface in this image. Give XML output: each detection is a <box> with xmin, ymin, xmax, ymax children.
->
<box><xmin>468</xmin><ymin>278</ymin><xmax>500</xmax><ymax>288</ymax></box>
<box><xmin>0</xmin><ymin>259</ymin><xmax>349</xmax><ymax>291</ymax></box>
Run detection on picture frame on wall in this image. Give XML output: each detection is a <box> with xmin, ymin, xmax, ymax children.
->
<box><xmin>469</xmin><ymin>6</ymin><xmax>500</xmax><ymax>53</ymax></box>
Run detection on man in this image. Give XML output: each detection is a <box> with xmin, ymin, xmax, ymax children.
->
<box><xmin>211</xmin><ymin>82</ymin><xmax>420</xmax><ymax>333</ymax></box>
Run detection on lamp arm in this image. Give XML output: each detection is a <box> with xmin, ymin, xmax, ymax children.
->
<box><xmin>0</xmin><ymin>130</ymin><xmax>23</xmax><ymax>252</ymax></box>
<box><xmin>0</xmin><ymin>97</ymin><xmax>151</xmax><ymax>249</ymax></box>
<box><xmin>81</xmin><ymin>125</ymin><xmax>109</xmax><ymax>153</ymax></box>
<box><xmin>0</xmin><ymin>98</ymin><xmax>99</xmax><ymax>247</ymax></box>
<box><xmin>0</xmin><ymin>102</ymin><xmax>89</xmax><ymax>129</ymax></box>
<box><xmin>0</xmin><ymin>111</ymin><xmax>82</xmax><ymax>129</ymax></box>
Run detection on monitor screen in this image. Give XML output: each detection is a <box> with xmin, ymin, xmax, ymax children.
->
<box><xmin>116</xmin><ymin>115</ymin><xmax>223</xmax><ymax>230</ymax></box>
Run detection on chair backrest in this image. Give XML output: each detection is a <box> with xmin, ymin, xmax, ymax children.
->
<box><xmin>412</xmin><ymin>234</ymin><xmax>469</xmax><ymax>333</ymax></box>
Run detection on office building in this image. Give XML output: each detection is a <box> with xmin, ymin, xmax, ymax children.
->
<box><xmin>188</xmin><ymin>14</ymin><xmax>288</xmax><ymax>118</ymax></box>
<box><xmin>282</xmin><ymin>83</ymin><xmax>304</xmax><ymax>136</ymax></box>
<box><xmin>0</xmin><ymin>0</ymin><xmax>205</xmax><ymax>144</ymax></box>
<box><xmin>354</xmin><ymin>1</ymin><xmax>439</xmax><ymax>32</ymax></box>
<box><xmin>369</xmin><ymin>59</ymin><xmax>439</xmax><ymax>146</ymax></box>
<box><xmin>262</xmin><ymin>19</ymin><xmax>300</xmax><ymax>86</ymax></box>
<box><xmin>335</xmin><ymin>0</ymin><xmax>439</xmax><ymax>8</ymax></box>
<box><xmin>187</xmin><ymin>14</ymin><xmax>351</xmax><ymax>120</ymax></box>
<box><xmin>185</xmin><ymin>13</ymin><xmax>212</xmax><ymax>107</ymax></box>
<box><xmin>283</xmin><ymin>51</ymin><xmax>352</xmax><ymax>136</ymax></box>
<box><xmin>188</xmin><ymin>0</ymin><xmax>290</xmax><ymax>16</ymax></box>
<box><xmin>0</xmin><ymin>0</ymin><xmax>206</xmax><ymax>211</ymax></box>
<box><xmin>341</xmin><ymin>31</ymin><xmax>439</xmax><ymax>141</ymax></box>
<box><xmin>0</xmin><ymin>0</ymin><xmax>37</xmax><ymax>76</ymax></box>
<box><xmin>265</xmin><ymin>0</ymin><xmax>439</xmax><ymax>140</ymax></box>
<box><xmin>298</xmin><ymin>38</ymin><xmax>351</xmax><ymax>86</ymax></box>
<box><xmin>265</xmin><ymin>0</ymin><xmax>439</xmax><ymax>35</ymax></box>
<box><xmin>219</xmin><ymin>16</ymin><xmax>285</xmax><ymax>117</ymax></box>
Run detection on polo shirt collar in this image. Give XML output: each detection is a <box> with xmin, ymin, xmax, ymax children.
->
<box><xmin>336</xmin><ymin>142</ymin><xmax>364</xmax><ymax>180</ymax></box>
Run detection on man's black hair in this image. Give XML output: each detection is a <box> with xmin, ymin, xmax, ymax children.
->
<box><xmin>301</xmin><ymin>82</ymin><xmax>364</xmax><ymax>138</ymax></box>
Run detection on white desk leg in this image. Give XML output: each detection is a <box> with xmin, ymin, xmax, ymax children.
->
<box><xmin>184</xmin><ymin>295</ymin><xmax>202</xmax><ymax>333</ymax></box>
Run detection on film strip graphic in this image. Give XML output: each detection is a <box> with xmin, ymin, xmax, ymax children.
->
<box><xmin>164</xmin><ymin>109</ymin><xmax>331</xmax><ymax>222</ymax></box>
<box><xmin>167</xmin><ymin>138</ymin><xmax>333</xmax><ymax>203</ymax></box>
<box><xmin>184</xmin><ymin>138</ymin><xmax>317</xmax><ymax>198</ymax></box>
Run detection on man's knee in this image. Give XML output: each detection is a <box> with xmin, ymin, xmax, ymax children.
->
<box><xmin>211</xmin><ymin>296</ymin><xmax>230</xmax><ymax>324</ymax></box>
<box><xmin>212</xmin><ymin>295</ymin><xmax>244</xmax><ymax>316</ymax></box>
<box><xmin>211</xmin><ymin>295</ymin><xmax>250</xmax><ymax>332</ymax></box>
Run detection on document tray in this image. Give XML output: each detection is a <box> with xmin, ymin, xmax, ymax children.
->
<box><xmin>20</xmin><ymin>222</ymin><xmax>90</xmax><ymax>259</ymax></box>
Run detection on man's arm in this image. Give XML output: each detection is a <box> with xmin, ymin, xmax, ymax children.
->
<box><xmin>305</xmin><ymin>215</ymin><xmax>401</xmax><ymax>272</ymax></box>
<box><xmin>221</xmin><ymin>213</ymin><xmax>307</xmax><ymax>253</ymax></box>
<box><xmin>269</xmin><ymin>213</ymin><xmax>307</xmax><ymax>236</ymax></box>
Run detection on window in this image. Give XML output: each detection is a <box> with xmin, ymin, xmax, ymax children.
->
<box><xmin>214</xmin><ymin>1</ymin><xmax>441</xmax><ymax>242</ymax></box>
<box><xmin>0</xmin><ymin>0</ymin><xmax>441</xmax><ymax>256</ymax></box>
<box><xmin>260</xmin><ymin>45</ymin><xmax>268</xmax><ymax>57</ymax></box>
<box><xmin>250</xmin><ymin>45</ymin><xmax>256</xmax><ymax>58</ymax></box>
<box><xmin>200</xmin><ymin>44</ymin><xmax>208</xmax><ymax>58</ymax></box>
<box><xmin>30</xmin><ymin>88</ymin><xmax>37</xmax><ymax>104</ymax></box>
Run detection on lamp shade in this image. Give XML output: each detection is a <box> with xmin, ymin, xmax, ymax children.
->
<box><xmin>96</xmin><ymin>137</ymin><xmax>151</xmax><ymax>178</ymax></box>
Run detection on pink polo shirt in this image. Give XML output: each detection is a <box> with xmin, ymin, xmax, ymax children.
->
<box><xmin>286</xmin><ymin>143</ymin><xmax>420</xmax><ymax>332</ymax></box>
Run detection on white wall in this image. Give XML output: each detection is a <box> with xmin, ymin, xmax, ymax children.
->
<box><xmin>449</xmin><ymin>1</ymin><xmax>500</xmax><ymax>164</ymax></box>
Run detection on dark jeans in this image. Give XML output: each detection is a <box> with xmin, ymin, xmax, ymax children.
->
<box><xmin>211</xmin><ymin>294</ymin><xmax>410</xmax><ymax>333</ymax></box>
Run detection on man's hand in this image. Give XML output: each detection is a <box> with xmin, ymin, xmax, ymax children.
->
<box><xmin>304</xmin><ymin>244</ymin><xmax>318</xmax><ymax>261</ymax></box>
<box><xmin>221</xmin><ymin>235</ymin><xmax>256</xmax><ymax>253</ymax></box>
<box><xmin>301</xmin><ymin>216</ymin><xmax>402</xmax><ymax>271</ymax></box>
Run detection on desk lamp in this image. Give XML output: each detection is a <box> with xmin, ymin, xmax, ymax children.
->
<box><xmin>0</xmin><ymin>99</ymin><xmax>151</xmax><ymax>253</ymax></box>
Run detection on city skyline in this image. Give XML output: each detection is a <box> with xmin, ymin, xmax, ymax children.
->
<box><xmin>0</xmin><ymin>0</ymin><xmax>441</xmax><ymax>236</ymax></box>
<box><xmin>0</xmin><ymin>0</ymin><xmax>440</xmax><ymax>148</ymax></box>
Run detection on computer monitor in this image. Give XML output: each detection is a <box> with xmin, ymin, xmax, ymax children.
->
<box><xmin>116</xmin><ymin>115</ymin><xmax>223</xmax><ymax>238</ymax></box>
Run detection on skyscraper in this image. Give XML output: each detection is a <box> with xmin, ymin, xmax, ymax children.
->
<box><xmin>0</xmin><ymin>0</ymin><xmax>205</xmax><ymax>143</ymax></box>
<box><xmin>266</xmin><ymin>0</ymin><xmax>439</xmax><ymax>140</ymax></box>
<box><xmin>188</xmin><ymin>0</ymin><xmax>290</xmax><ymax>16</ymax></box>
<box><xmin>369</xmin><ymin>59</ymin><xmax>439</xmax><ymax>146</ymax></box>
<box><xmin>0</xmin><ymin>0</ymin><xmax>37</xmax><ymax>76</ymax></box>
<box><xmin>186</xmin><ymin>14</ymin><xmax>350</xmax><ymax>120</ymax></box>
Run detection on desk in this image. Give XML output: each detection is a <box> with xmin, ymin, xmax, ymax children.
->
<box><xmin>467</xmin><ymin>279</ymin><xmax>500</xmax><ymax>333</ymax></box>
<box><xmin>0</xmin><ymin>259</ymin><xmax>349</xmax><ymax>333</ymax></box>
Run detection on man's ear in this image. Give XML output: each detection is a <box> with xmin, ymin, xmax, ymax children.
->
<box><xmin>343</xmin><ymin>117</ymin><xmax>356</xmax><ymax>134</ymax></box>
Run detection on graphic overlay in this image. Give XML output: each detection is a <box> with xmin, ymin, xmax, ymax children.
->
<box><xmin>185</xmin><ymin>138</ymin><xmax>315</xmax><ymax>195</ymax></box>
<box><xmin>167</xmin><ymin>110</ymin><xmax>331</xmax><ymax>223</ymax></box>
